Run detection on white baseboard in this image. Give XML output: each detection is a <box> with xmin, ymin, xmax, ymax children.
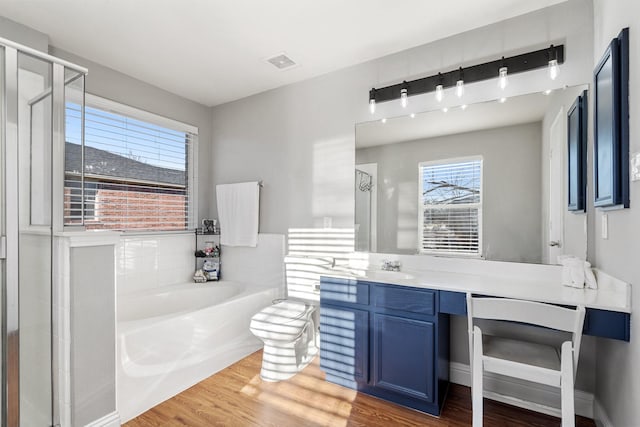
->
<box><xmin>450</xmin><ymin>362</ymin><xmax>593</xmax><ymax>419</ymax></box>
<box><xmin>85</xmin><ymin>411</ymin><xmax>121</xmax><ymax>427</ymax></box>
<box><xmin>593</xmin><ymin>399</ymin><xmax>613</xmax><ymax>427</ymax></box>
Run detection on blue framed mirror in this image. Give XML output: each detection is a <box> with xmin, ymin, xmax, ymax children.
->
<box><xmin>568</xmin><ymin>91</ymin><xmax>588</xmax><ymax>212</ymax></box>
<box><xmin>593</xmin><ymin>27</ymin><xmax>629</xmax><ymax>208</ymax></box>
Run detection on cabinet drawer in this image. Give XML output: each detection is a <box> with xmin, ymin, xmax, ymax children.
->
<box><xmin>320</xmin><ymin>278</ymin><xmax>369</xmax><ymax>305</ymax></box>
<box><xmin>373</xmin><ymin>285</ymin><xmax>435</xmax><ymax>316</ymax></box>
<box><xmin>583</xmin><ymin>308</ymin><xmax>630</xmax><ymax>341</ymax></box>
<box><xmin>439</xmin><ymin>290</ymin><xmax>467</xmax><ymax>315</ymax></box>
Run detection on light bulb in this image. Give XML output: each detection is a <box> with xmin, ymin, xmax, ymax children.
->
<box><xmin>543</xmin><ymin>89</ymin><xmax>552</xmax><ymax>95</ymax></box>
<box><xmin>410</xmin><ymin>113</ymin><xmax>416</xmax><ymax>118</ymax></box>
<box><xmin>499</xmin><ymin>97</ymin><xmax>507</xmax><ymax>104</ymax></box>
<box><xmin>498</xmin><ymin>66</ymin><xmax>508</xmax><ymax>90</ymax></box>
<box><xmin>442</xmin><ymin>107</ymin><xmax>449</xmax><ymax>113</ymax></box>
<box><xmin>435</xmin><ymin>84</ymin><xmax>444</xmax><ymax>102</ymax></box>
<box><xmin>400</xmin><ymin>88</ymin><xmax>408</xmax><ymax>108</ymax></box>
<box><xmin>548</xmin><ymin>59</ymin><xmax>559</xmax><ymax>80</ymax></box>
<box><xmin>461</xmin><ymin>104</ymin><xmax>468</xmax><ymax>110</ymax></box>
<box><xmin>381</xmin><ymin>118</ymin><xmax>387</xmax><ymax>124</ymax></box>
<box><xmin>456</xmin><ymin>80</ymin><xmax>464</xmax><ymax>98</ymax></box>
<box><xmin>369</xmin><ymin>98</ymin><xmax>376</xmax><ymax>114</ymax></box>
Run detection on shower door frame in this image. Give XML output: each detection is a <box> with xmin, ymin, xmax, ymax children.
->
<box><xmin>0</xmin><ymin>36</ymin><xmax>87</xmax><ymax>427</ymax></box>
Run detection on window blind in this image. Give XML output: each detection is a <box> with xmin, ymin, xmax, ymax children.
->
<box><xmin>419</xmin><ymin>158</ymin><xmax>482</xmax><ymax>255</ymax></box>
<box><xmin>64</xmin><ymin>101</ymin><xmax>196</xmax><ymax>231</ymax></box>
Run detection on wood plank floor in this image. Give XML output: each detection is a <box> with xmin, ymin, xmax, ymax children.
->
<box><xmin>125</xmin><ymin>350</ymin><xmax>596</xmax><ymax>427</ymax></box>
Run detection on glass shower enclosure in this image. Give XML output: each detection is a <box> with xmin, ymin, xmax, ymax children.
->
<box><xmin>1</xmin><ymin>37</ymin><xmax>86</xmax><ymax>427</ymax></box>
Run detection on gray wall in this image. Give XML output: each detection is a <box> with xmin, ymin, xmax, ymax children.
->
<box><xmin>210</xmin><ymin>0</ymin><xmax>598</xmax><ymax>400</ymax></box>
<box><xmin>0</xmin><ymin>16</ymin><xmax>49</xmax><ymax>52</ymax></box>
<box><xmin>210</xmin><ymin>0</ymin><xmax>594</xmax><ymax>235</ymax></box>
<box><xmin>356</xmin><ymin>123</ymin><xmax>542</xmax><ymax>263</ymax></box>
<box><xmin>6</xmin><ymin>0</ymin><xmax>625</xmax><ymax>419</ymax></box>
<box><xmin>592</xmin><ymin>1</ymin><xmax>640</xmax><ymax>426</ymax></box>
<box><xmin>48</xmin><ymin>47</ymin><xmax>213</xmax><ymax>224</ymax></box>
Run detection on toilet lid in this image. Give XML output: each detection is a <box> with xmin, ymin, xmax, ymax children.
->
<box><xmin>250</xmin><ymin>300</ymin><xmax>314</xmax><ymax>342</ymax></box>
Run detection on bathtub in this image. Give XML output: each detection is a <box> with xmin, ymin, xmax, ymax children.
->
<box><xmin>117</xmin><ymin>281</ymin><xmax>282</xmax><ymax>422</ymax></box>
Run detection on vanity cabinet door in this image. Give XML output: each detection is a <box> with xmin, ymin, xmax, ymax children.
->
<box><xmin>320</xmin><ymin>305</ymin><xmax>369</xmax><ymax>383</ymax></box>
<box><xmin>373</xmin><ymin>313</ymin><xmax>435</xmax><ymax>402</ymax></box>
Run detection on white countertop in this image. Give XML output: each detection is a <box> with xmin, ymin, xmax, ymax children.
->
<box><xmin>323</xmin><ymin>266</ymin><xmax>631</xmax><ymax>314</ymax></box>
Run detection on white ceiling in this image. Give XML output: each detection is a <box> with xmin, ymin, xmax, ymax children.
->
<box><xmin>0</xmin><ymin>0</ymin><xmax>566</xmax><ymax>107</ymax></box>
<box><xmin>355</xmin><ymin>91</ymin><xmax>554</xmax><ymax>148</ymax></box>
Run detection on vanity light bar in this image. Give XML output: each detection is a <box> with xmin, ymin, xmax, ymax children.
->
<box><xmin>369</xmin><ymin>44</ymin><xmax>564</xmax><ymax>105</ymax></box>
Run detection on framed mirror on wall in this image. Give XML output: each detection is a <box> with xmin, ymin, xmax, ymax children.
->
<box><xmin>593</xmin><ymin>27</ymin><xmax>629</xmax><ymax>208</ymax></box>
<box><xmin>567</xmin><ymin>91</ymin><xmax>588</xmax><ymax>212</ymax></box>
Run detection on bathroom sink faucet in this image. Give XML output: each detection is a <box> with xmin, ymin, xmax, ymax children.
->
<box><xmin>381</xmin><ymin>260</ymin><xmax>401</xmax><ymax>272</ymax></box>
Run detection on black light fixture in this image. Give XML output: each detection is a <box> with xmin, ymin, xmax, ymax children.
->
<box><xmin>368</xmin><ymin>44</ymin><xmax>565</xmax><ymax>107</ymax></box>
<box><xmin>369</xmin><ymin>88</ymin><xmax>376</xmax><ymax>114</ymax></box>
<box><xmin>455</xmin><ymin>67</ymin><xmax>464</xmax><ymax>98</ymax></box>
<box><xmin>400</xmin><ymin>81</ymin><xmax>409</xmax><ymax>108</ymax></box>
<box><xmin>548</xmin><ymin>44</ymin><xmax>560</xmax><ymax>80</ymax></box>
<box><xmin>498</xmin><ymin>56</ymin><xmax>508</xmax><ymax>89</ymax></box>
<box><xmin>435</xmin><ymin>73</ymin><xmax>444</xmax><ymax>102</ymax></box>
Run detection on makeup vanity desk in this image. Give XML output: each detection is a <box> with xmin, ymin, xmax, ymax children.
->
<box><xmin>319</xmin><ymin>265</ymin><xmax>631</xmax><ymax>416</ymax></box>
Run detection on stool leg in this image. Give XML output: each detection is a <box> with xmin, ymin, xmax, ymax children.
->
<box><xmin>561</xmin><ymin>342</ymin><xmax>575</xmax><ymax>427</ymax></box>
<box><xmin>472</xmin><ymin>326</ymin><xmax>484</xmax><ymax>427</ymax></box>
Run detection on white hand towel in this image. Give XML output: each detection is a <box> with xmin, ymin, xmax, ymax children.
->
<box><xmin>558</xmin><ymin>255</ymin><xmax>592</xmax><ymax>288</ymax></box>
<box><xmin>584</xmin><ymin>261</ymin><xmax>598</xmax><ymax>289</ymax></box>
<box><xmin>216</xmin><ymin>182</ymin><xmax>260</xmax><ymax>247</ymax></box>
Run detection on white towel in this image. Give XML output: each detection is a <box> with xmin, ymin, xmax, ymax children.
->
<box><xmin>216</xmin><ymin>182</ymin><xmax>260</xmax><ymax>247</ymax></box>
<box><xmin>584</xmin><ymin>261</ymin><xmax>598</xmax><ymax>289</ymax></box>
<box><xmin>557</xmin><ymin>255</ymin><xmax>598</xmax><ymax>289</ymax></box>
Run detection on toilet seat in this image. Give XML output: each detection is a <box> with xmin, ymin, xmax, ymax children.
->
<box><xmin>250</xmin><ymin>300</ymin><xmax>314</xmax><ymax>342</ymax></box>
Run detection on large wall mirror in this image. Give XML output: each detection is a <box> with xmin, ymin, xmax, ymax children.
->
<box><xmin>355</xmin><ymin>84</ymin><xmax>589</xmax><ymax>265</ymax></box>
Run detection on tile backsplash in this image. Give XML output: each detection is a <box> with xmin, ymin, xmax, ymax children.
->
<box><xmin>116</xmin><ymin>233</ymin><xmax>194</xmax><ymax>295</ymax></box>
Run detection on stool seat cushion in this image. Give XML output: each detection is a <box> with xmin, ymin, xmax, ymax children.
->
<box><xmin>483</xmin><ymin>335</ymin><xmax>561</xmax><ymax>371</ymax></box>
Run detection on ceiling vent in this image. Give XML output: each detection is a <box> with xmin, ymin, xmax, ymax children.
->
<box><xmin>266</xmin><ymin>53</ymin><xmax>297</xmax><ymax>70</ymax></box>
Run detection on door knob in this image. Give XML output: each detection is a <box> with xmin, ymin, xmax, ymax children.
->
<box><xmin>549</xmin><ymin>240</ymin><xmax>561</xmax><ymax>247</ymax></box>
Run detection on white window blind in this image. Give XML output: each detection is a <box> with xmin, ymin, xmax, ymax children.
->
<box><xmin>419</xmin><ymin>157</ymin><xmax>482</xmax><ymax>256</ymax></box>
<box><xmin>64</xmin><ymin>97</ymin><xmax>197</xmax><ymax>231</ymax></box>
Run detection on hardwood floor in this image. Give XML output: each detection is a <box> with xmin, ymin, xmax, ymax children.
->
<box><xmin>125</xmin><ymin>350</ymin><xmax>596</xmax><ymax>427</ymax></box>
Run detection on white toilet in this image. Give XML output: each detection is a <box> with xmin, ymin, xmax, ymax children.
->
<box><xmin>250</xmin><ymin>299</ymin><xmax>318</xmax><ymax>382</ymax></box>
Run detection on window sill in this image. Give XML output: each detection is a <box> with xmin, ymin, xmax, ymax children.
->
<box><xmin>418</xmin><ymin>251</ymin><xmax>484</xmax><ymax>260</ymax></box>
<box><xmin>120</xmin><ymin>229</ymin><xmax>194</xmax><ymax>237</ymax></box>
<box><xmin>55</xmin><ymin>229</ymin><xmax>121</xmax><ymax>247</ymax></box>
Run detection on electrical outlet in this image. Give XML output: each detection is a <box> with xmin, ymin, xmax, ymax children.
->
<box><xmin>601</xmin><ymin>213</ymin><xmax>608</xmax><ymax>239</ymax></box>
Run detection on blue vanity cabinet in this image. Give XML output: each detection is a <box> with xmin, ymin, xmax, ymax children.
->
<box><xmin>319</xmin><ymin>304</ymin><xmax>370</xmax><ymax>385</ymax></box>
<box><xmin>373</xmin><ymin>313</ymin><xmax>435</xmax><ymax>401</ymax></box>
<box><xmin>437</xmin><ymin>289</ymin><xmax>632</xmax><ymax>341</ymax></box>
<box><xmin>319</xmin><ymin>277</ymin><xmax>371</xmax><ymax>386</ymax></box>
<box><xmin>320</xmin><ymin>277</ymin><xmax>450</xmax><ymax>416</ymax></box>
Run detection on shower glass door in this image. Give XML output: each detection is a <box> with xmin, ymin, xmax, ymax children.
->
<box><xmin>2</xmin><ymin>38</ymin><xmax>86</xmax><ymax>427</ymax></box>
<box><xmin>18</xmin><ymin>50</ymin><xmax>55</xmax><ymax>427</ymax></box>
<box><xmin>1</xmin><ymin>43</ymin><xmax>6</xmax><ymax>426</ymax></box>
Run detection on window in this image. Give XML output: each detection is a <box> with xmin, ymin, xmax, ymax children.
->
<box><xmin>418</xmin><ymin>157</ymin><xmax>482</xmax><ymax>256</ymax></box>
<box><xmin>64</xmin><ymin>95</ymin><xmax>197</xmax><ymax>231</ymax></box>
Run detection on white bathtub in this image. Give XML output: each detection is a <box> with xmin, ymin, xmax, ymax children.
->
<box><xmin>117</xmin><ymin>281</ymin><xmax>282</xmax><ymax>422</ymax></box>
